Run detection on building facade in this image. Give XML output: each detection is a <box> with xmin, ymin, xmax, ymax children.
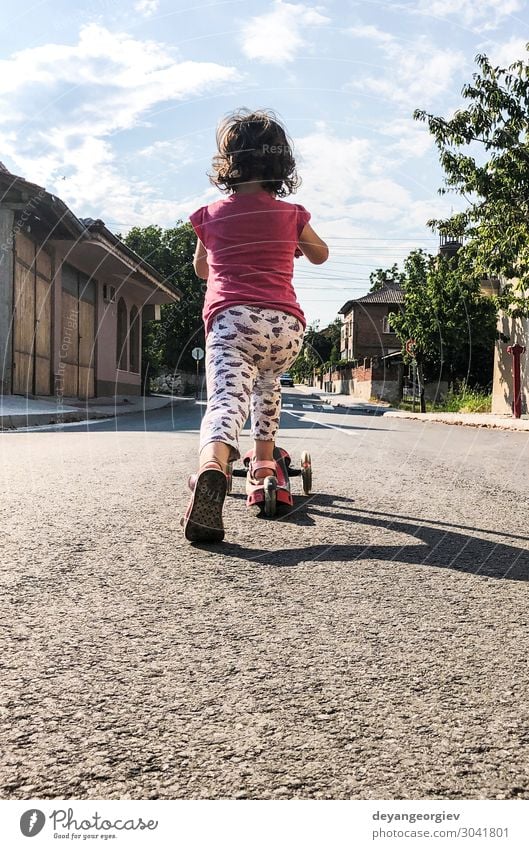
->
<box><xmin>0</xmin><ymin>167</ymin><xmax>180</xmax><ymax>399</ymax></box>
<box><xmin>339</xmin><ymin>281</ymin><xmax>404</xmax><ymax>362</ymax></box>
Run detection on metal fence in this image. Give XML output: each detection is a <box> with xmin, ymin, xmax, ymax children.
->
<box><xmin>402</xmin><ymin>379</ymin><xmax>420</xmax><ymax>402</ymax></box>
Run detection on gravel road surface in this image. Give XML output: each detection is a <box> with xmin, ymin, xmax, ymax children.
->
<box><xmin>1</xmin><ymin>390</ymin><xmax>529</xmax><ymax>799</ymax></box>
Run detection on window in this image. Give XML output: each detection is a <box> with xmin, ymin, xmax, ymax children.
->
<box><xmin>116</xmin><ymin>297</ymin><xmax>128</xmax><ymax>370</ymax></box>
<box><xmin>383</xmin><ymin>313</ymin><xmax>395</xmax><ymax>334</ymax></box>
<box><xmin>129</xmin><ymin>305</ymin><xmax>140</xmax><ymax>373</ymax></box>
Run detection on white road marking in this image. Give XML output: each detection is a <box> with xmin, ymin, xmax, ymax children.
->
<box><xmin>282</xmin><ymin>409</ymin><xmax>356</xmax><ymax>436</ymax></box>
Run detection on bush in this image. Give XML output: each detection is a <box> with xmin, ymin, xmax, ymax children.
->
<box><xmin>440</xmin><ymin>382</ymin><xmax>492</xmax><ymax>413</ymax></box>
<box><xmin>397</xmin><ymin>381</ymin><xmax>492</xmax><ymax>413</ymax></box>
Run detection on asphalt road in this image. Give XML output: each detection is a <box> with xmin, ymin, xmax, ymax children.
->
<box><xmin>1</xmin><ymin>389</ymin><xmax>529</xmax><ymax>800</ymax></box>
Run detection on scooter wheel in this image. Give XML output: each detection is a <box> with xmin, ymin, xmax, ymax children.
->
<box><xmin>301</xmin><ymin>450</ymin><xmax>312</xmax><ymax>495</ymax></box>
<box><xmin>263</xmin><ymin>476</ymin><xmax>277</xmax><ymax>517</ymax></box>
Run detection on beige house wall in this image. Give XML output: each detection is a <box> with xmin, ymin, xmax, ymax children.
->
<box><xmin>492</xmin><ymin>313</ymin><xmax>529</xmax><ymax>415</ymax></box>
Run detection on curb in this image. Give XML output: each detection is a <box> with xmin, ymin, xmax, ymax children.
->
<box><xmin>384</xmin><ymin>411</ymin><xmax>529</xmax><ymax>431</ymax></box>
<box><xmin>0</xmin><ymin>411</ymin><xmax>112</xmax><ymax>430</ymax></box>
<box><xmin>0</xmin><ymin>396</ymin><xmax>193</xmax><ymax>431</ymax></box>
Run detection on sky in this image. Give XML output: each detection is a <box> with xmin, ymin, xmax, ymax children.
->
<box><xmin>0</xmin><ymin>0</ymin><xmax>528</xmax><ymax>326</ymax></box>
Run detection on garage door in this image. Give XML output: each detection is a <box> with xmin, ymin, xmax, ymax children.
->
<box><xmin>61</xmin><ymin>264</ymin><xmax>96</xmax><ymax>399</ymax></box>
<box><xmin>12</xmin><ymin>234</ymin><xmax>53</xmax><ymax>396</ymax></box>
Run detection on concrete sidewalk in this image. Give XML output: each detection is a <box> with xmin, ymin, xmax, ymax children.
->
<box><xmin>294</xmin><ymin>385</ymin><xmax>391</xmax><ymax>414</ymax></box>
<box><xmin>384</xmin><ymin>409</ymin><xmax>529</xmax><ymax>431</ymax></box>
<box><xmin>0</xmin><ymin>393</ymin><xmax>192</xmax><ymax>429</ymax></box>
<box><xmin>298</xmin><ymin>384</ymin><xmax>529</xmax><ymax>432</ymax></box>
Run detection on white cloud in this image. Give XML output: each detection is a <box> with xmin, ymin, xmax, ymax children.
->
<box><xmin>405</xmin><ymin>197</ymin><xmax>455</xmax><ymax>230</ymax></box>
<box><xmin>295</xmin><ymin>128</ymin><xmax>371</xmax><ymax>215</ymax></box>
<box><xmin>240</xmin><ymin>0</ymin><xmax>329</xmax><ymax>65</ymax></box>
<box><xmin>138</xmin><ymin>140</ymin><xmax>186</xmax><ymax>158</ymax></box>
<box><xmin>487</xmin><ymin>37</ymin><xmax>529</xmax><ymax>67</ymax></box>
<box><xmin>346</xmin><ymin>24</ymin><xmax>394</xmax><ymax>46</ymax></box>
<box><xmin>296</xmin><ymin>127</ymin><xmax>407</xmax><ymax>220</ymax></box>
<box><xmin>291</xmin><ymin>123</ymin><xmax>456</xmax><ymax>246</ymax></box>
<box><xmin>347</xmin><ymin>201</ymin><xmax>402</xmax><ymax>222</ymax></box>
<box><xmin>415</xmin><ymin>0</ymin><xmax>524</xmax><ymax>32</ymax></box>
<box><xmin>136</xmin><ymin>139</ymin><xmax>197</xmax><ymax>175</ymax></box>
<box><xmin>0</xmin><ymin>24</ymin><xmax>239</xmax><ymax>133</ymax></box>
<box><xmin>134</xmin><ymin>0</ymin><xmax>159</xmax><ymax>16</ymax></box>
<box><xmin>362</xmin><ymin>178</ymin><xmax>411</xmax><ymax>207</ymax></box>
<box><xmin>381</xmin><ymin>118</ymin><xmax>433</xmax><ymax>158</ymax></box>
<box><xmin>0</xmin><ymin>24</ymin><xmax>240</xmax><ymax>230</ymax></box>
<box><xmin>347</xmin><ymin>28</ymin><xmax>466</xmax><ymax>107</ymax></box>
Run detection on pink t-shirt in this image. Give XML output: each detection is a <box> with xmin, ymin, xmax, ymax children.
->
<box><xmin>189</xmin><ymin>191</ymin><xmax>309</xmax><ymax>334</ymax></box>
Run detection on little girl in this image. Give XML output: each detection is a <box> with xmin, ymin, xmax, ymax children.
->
<box><xmin>183</xmin><ymin>108</ymin><xmax>328</xmax><ymax>543</ymax></box>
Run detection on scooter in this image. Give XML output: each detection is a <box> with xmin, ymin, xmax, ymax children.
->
<box><xmin>227</xmin><ymin>446</ymin><xmax>312</xmax><ymax>517</ymax></box>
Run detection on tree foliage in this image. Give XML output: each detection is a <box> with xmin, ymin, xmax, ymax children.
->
<box><xmin>389</xmin><ymin>249</ymin><xmax>497</xmax><ymax>386</ymax></box>
<box><xmin>414</xmin><ymin>48</ymin><xmax>529</xmax><ymax>316</ymax></box>
<box><xmin>123</xmin><ymin>222</ymin><xmax>205</xmax><ymax>373</ymax></box>
<box><xmin>290</xmin><ymin>318</ymin><xmax>342</xmax><ymax>381</ymax></box>
<box><xmin>369</xmin><ymin>263</ymin><xmax>405</xmax><ymax>292</ymax></box>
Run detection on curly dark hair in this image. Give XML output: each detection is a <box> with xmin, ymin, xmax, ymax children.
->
<box><xmin>209</xmin><ymin>108</ymin><xmax>301</xmax><ymax>197</ymax></box>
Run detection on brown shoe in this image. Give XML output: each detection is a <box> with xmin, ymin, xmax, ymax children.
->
<box><xmin>182</xmin><ymin>462</ymin><xmax>227</xmax><ymax>543</ymax></box>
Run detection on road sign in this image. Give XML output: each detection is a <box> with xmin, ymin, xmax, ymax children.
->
<box><xmin>405</xmin><ymin>338</ymin><xmax>417</xmax><ymax>357</ymax></box>
<box><xmin>192</xmin><ymin>347</ymin><xmax>204</xmax><ymax>361</ymax></box>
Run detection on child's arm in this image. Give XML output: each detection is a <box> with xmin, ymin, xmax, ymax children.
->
<box><xmin>297</xmin><ymin>223</ymin><xmax>329</xmax><ymax>264</ymax></box>
<box><xmin>193</xmin><ymin>238</ymin><xmax>209</xmax><ymax>279</ymax></box>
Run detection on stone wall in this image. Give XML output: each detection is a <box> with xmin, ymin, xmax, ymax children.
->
<box><xmin>151</xmin><ymin>370</ymin><xmax>202</xmax><ymax>395</ymax></box>
<box><xmin>321</xmin><ymin>359</ymin><xmax>449</xmax><ymax>405</ymax></box>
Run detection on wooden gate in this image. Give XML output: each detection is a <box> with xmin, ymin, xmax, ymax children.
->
<box><xmin>12</xmin><ymin>234</ymin><xmax>53</xmax><ymax>396</ymax></box>
<box><xmin>60</xmin><ymin>264</ymin><xmax>96</xmax><ymax>399</ymax></box>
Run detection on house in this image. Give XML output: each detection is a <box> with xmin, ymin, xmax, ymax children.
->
<box><xmin>0</xmin><ymin>164</ymin><xmax>180</xmax><ymax>400</ymax></box>
<box><xmin>322</xmin><ymin>281</ymin><xmax>406</xmax><ymax>403</ymax></box>
<box><xmin>339</xmin><ymin>281</ymin><xmax>404</xmax><ymax>361</ymax></box>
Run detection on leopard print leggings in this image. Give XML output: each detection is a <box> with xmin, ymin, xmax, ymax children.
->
<box><xmin>200</xmin><ymin>306</ymin><xmax>305</xmax><ymax>460</ymax></box>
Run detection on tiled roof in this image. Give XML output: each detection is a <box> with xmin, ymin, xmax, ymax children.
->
<box><xmin>340</xmin><ymin>281</ymin><xmax>404</xmax><ymax>314</ymax></box>
<box><xmin>355</xmin><ymin>282</ymin><xmax>404</xmax><ymax>304</ymax></box>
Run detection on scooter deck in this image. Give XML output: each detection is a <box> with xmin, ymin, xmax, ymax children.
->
<box><xmin>243</xmin><ymin>447</ymin><xmax>293</xmax><ymax>509</ymax></box>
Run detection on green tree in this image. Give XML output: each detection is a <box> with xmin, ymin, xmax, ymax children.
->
<box><xmin>290</xmin><ymin>319</ymin><xmax>343</xmax><ymax>382</ymax></box>
<box><xmin>389</xmin><ymin>250</ymin><xmax>497</xmax><ymax>407</ymax></box>
<box><xmin>369</xmin><ymin>263</ymin><xmax>405</xmax><ymax>293</ymax></box>
<box><xmin>320</xmin><ymin>317</ymin><xmax>343</xmax><ymax>364</ymax></box>
<box><xmin>290</xmin><ymin>321</ymin><xmax>320</xmax><ymax>382</ymax></box>
<box><xmin>414</xmin><ymin>47</ymin><xmax>529</xmax><ymax>316</ymax></box>
<box><xmin>123</xmin><ymin>223</ymin><xmax>205</xmax><ymax>375</ymax></box>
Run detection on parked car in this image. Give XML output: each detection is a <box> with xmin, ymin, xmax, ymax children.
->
<box><xmin>280</xmin><ymin>373</ymin><xmax>294</xmax><ymax>387</ymax></box>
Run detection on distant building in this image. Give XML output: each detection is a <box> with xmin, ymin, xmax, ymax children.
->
<box><xmin>339</xmin><ymin>281</ymin><xmax>404</xmax><ymax>362</ymax></box>
<box><xmin>0</xmin><ymin>165</ymin><xmax>180</xmax><ymax>399</ymax></box>
<box><xmin>438</xmin><ymin>233</ymin><xmax>463</xmax><ymax>261</ymax></box>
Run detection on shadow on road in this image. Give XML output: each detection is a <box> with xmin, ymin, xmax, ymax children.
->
<box><xmin>220</xmin><ymin>493</ymin><xmax>529</xmax><ymax>582</ymax></box>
